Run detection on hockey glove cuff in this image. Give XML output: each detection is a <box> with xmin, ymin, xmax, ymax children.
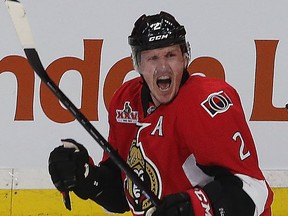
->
<box><xmin>186</xmin><ymin>187</ymin><xmax>213</xmax><ymax>216</ymax></box>
<box><xmin>151</xmin><ymin>192</ymin><xmax>194</xmax><ymax>216</ymax></box>
<box><xmin>202</xmin><ymin>174</ymin><xmax>255</xmax><ymax>216</ymax></box>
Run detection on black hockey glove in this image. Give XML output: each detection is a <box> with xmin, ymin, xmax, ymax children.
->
<box><xmin>151</xmin><ymin>192</ymin><xmax>194</xmax><ymax>216</ymax></box>
<box><xmin>48</xmin><ymin>139</ymin><xmax>97</xmax><ymax>193</ymax></box>
<box><xmin>48</xmin><ymin>139</ymin><xmax>129</xmax><ymax>213</ymax></box>
<box><xmin>203</xmin><ymin>174</ymin><xmax>256</xmax><ymax>216</ymax></box>
<box><xmin>150</xmin><ymin>174</ymin><xmax>255</xmax><ymax>216</ymax></box>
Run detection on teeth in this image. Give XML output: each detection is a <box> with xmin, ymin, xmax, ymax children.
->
<box><xmin>158</xmin><ymin>75</ymin><xmax>169</xmax><ymax>80</ymax></box>
<box><xmin>157</xmin><ymin>76</ymin><xmax>171</xmax><ymax>91</ymax></box>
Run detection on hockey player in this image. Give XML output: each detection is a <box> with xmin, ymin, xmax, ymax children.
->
<box><xmin>48</xmin><ymin>11</ymin><xmax>273</xmax><ymax>216</ymax></box>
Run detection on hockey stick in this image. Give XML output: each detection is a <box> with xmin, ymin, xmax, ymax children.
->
<box><xmin>5</xmin><ymin>0</ymin><xmax>160</xmax><ymax>210</ymax></box>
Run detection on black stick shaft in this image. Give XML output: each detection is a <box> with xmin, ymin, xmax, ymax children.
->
<box><xmin>24</xmin><ymin>48</ymin><xmax>160</xmax><ymax>207</ymax></box>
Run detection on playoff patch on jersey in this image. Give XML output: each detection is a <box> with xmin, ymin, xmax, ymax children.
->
<box><xmin>201</xmin><ymin>91</ymin><xmax>233</xmax><ymax>117</ymax></box>
<box><xmin>116</xmin><ymin>101</ymin><xmax>138</xmax><ymax>124</ymax></box>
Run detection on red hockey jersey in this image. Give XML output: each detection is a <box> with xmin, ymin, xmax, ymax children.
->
<box><xmin>105</xmin><ymin>75</ymin><xmax>273</xmax><ymax>215</ymax></box>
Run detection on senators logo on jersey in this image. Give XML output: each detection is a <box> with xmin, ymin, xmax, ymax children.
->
<box><xmin>201</xmin><ymin>91</ymin><xmax>233</xmax><ymax>117</ymax></box>
<box><xmin>125</xmin><ymin>139</ymin><xmax>162</xmax><ymax>215</ymax></box>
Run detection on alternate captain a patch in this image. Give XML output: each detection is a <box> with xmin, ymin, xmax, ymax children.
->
<box><xmin>116</xmin><ymin>101</ymin><xmax>138</xmax><ymax>124</ymax></box>
<box><xmin>201</xmin><ymin>91</ymin><xmax>233</xmax><ymax>117</ymax></box>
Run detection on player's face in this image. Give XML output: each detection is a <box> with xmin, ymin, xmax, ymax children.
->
<box><xmin>139</xmin><ymin>44</ymin><xmax>188</xmax><ymax>107</ymax></box>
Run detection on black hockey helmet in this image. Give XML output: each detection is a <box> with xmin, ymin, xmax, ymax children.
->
<box><xmin>128</xmin><ymin>11</ymin><xmax>189</xmax><ymax>68</ymax></box>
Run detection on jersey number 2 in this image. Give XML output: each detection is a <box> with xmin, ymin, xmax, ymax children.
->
<box><xmin>232</xmin><ymin>132</ymin><xmax>251</xmax><ymax>161</ymax></box>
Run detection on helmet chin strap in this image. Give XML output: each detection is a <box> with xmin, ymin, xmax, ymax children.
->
<box><xmin>181</xmin><ymin>69</ymin><xmax>190</xmax><ymax>85</ymax></box>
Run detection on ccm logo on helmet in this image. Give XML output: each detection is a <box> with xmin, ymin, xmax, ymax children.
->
<box><xmin>149</xmin><ymin>34</ymin><xmax>169</xmax><ymax>42</ymax></box>
<box><xmin>201</xmin><ymin>91</ymin><xmax>233</xmax><ymax>117</ymax></box>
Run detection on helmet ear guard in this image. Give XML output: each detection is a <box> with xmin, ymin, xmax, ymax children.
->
<box><xmin>128</xmin><ymin>11</ymin><xmax>190</xmax><ymax>69</ymax></box>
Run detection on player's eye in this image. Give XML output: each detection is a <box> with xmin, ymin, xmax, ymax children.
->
<box><xmin>166</xmin><ymin>51</ymin><xmax>176</xmax><ymax>58</ymax></box>
<box><xmin>148</xmin><ymin>55</ymin><xmax>159</xmax><ymax>61</ymax></box>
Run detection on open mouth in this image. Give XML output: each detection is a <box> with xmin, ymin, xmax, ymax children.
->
<box><xmin>156</xmin><ymin>76</ymin><xmax>171</xmax><ymax>91</ymax></box>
